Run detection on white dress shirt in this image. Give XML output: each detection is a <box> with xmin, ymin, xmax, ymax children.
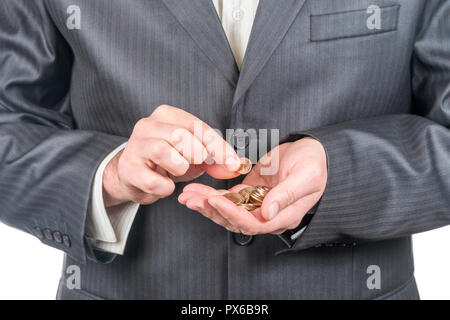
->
<box><xmin>87</xmin><ymin>0</ymin><xmax>260</xmax><ymax>254</ymax></box>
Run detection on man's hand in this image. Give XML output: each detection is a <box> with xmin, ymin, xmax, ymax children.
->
<box><xmin>178</xmin><ymin>138</ymin><xmax>327</xmax><ymax>235</ymax></box>
<box><xmin>102</xmin><ymin>105</ymin><xmax>242</xmax><ymax>208</ymax></box>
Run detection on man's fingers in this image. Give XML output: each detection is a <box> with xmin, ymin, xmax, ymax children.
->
<box><xmin>201</xmin><ymin>163</ymin><xmax>241</xmax><ymax>180</ymax></box>
<box><xmin>182</xmin><ymin>183</ymin><xmax>227</xmax><ymax>196</ymax></box>
<box><xmin>179</xmin><ymin>184</ymin><xmax>310</xmax><ymax>235</ymax></box>
<box><xmin>125</xmin><ymin>165</ymin><xmax>176</xmax><ymax>200</ymax></box>
<box><xmin>186</xmin><ymin>194</ymin><xmax>235</xmax><ymax>229</ymax></box>
<box><xmin>271</xmin><ymin>228</ymin><xmax>288</xmax><ymax>235</ymax></box>
<box><xmin>208</xmin><ymin>195</ymin><xmax>267</xmax><ymax>235</ymax></box>
<box><xmin>200</xmin><ymin>126</ymin><xmax>241</xmax><ymax>172</ymax></box>
<box><xmin>150</xmin><ymin>105</ymin><xmax>241</xmax><ymax>172</ymax></box>
<box><xmin>261</xmin><ymin>166</ymin><xmax>322</xmax><ymax>221</ymax></box>
<box><xmin>179</xmin><ymin>190</ymin><xmax>239</xmax><ymax>232</ymax></box>
<box><xmin>124</xmin><ymin>186</ymin><xmax>161</xmax><ymax>205</ymax></box>
<box><xmin>170</xmin><ymin>165</ymin><xmax>205</xmax><ymax>183</ymax></box>
<box><xmin>258</xmin><ymin>192</ymin><xmax>320</xmax><ymax>235</ymax></box>
<box><xmin>261</xmin><ymin>200</ymin><xmax>306</xmax><ymax>233</ymax></box>
<box><xmin>139</xmin><ymin>120</ymin><xmax>208</xmax><ymax>165</ymax></box>
<box><xmin>141</xmin><ymin>138</ymin><xmax>190</xmax><ymax>177</ymax></box>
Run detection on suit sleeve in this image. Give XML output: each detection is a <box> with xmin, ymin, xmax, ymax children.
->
<box><xmin>284</xmin><ymin>0</ymin><xmax>450</xmax><ymax>251</ymax></box>
<box><xmin>0</xmin><ymin>1</ymin><xmax>127</xmax><ymax>263</ymax></box>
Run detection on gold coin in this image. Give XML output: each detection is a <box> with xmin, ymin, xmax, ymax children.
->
<box><xmin>238</xmin><ymin>187</ymin><xmax>256</xmax><ymax>203</ymax></box>
<box><xmin>223</xmin><ymin>192</ymin><xmax>245</xmax><ymax>205</ymax></box>
<box><xmin>240</xmin><ymin>203</ymin><xmax>260</xmax><ymax>211</ymax></box>
<box><xmin>237</xmin><ymin>157</ymin><xmax>252</xmax><ymax>175</ymax></box>
<box><xmin>249</xmin><ymin>186</ymin><xmax>270</xmax><ymax>204</ymax></box>
<box><xmin>249</xmin><ymin>194</ymin><xmax>263</xmax><ymax>204</ymax></box>
<box><xmin>224</xmin><ymin>186</ymin><xmax>271</xmax><ymax>211</ymax></box>
<box><xmin>256</xmin><ymin>186</ymin><xmax>270</xmax><ymax>193</ymax></box>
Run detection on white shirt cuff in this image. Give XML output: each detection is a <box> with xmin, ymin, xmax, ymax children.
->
<box><xmin>86</xmin><ymin>142</ymin><xmax>140</xmax><ymax>255</ymax></box>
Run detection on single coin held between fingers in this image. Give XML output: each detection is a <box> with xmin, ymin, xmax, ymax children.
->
<box><xmin>237</xmin><ymin>157</ymin><xmax>252</xmax><ymax>175</ymax></box>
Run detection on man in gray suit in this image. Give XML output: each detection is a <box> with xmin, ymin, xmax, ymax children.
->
<box><xmin>0</xmin><ymin>0</ymin><xmax>449</xmax><ymax>300</ymax></box>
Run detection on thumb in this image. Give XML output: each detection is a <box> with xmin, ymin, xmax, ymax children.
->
<box><xmin>261</xmin><ymin>170</ymin><xmax>318</xmax><ymax>221</ymax></box>
<box><xmin>202</xmin><ymin>163</ymin><xmax>241</xmax><ymax>180</ymax></box>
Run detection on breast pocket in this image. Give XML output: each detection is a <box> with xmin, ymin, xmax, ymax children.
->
<box><xmin>310</xmin><ymin>5</ymin><xmax>400</xmax><ymax>42</ymax></box>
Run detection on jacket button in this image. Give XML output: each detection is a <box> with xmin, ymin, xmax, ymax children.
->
<box><xmin>232</xmin><ymin>130</ymin><xmax>249</xmax><ymax>150</ymax></box>
<box><xmin>62</xmin><ymin>235</ymin><xmax>71</xmax><ymax>248</ymax></box>
<box><xmin>233</xmin><ymin>233</ymin><xmax>253</xmax><ymax>246</ymax></box>
<box><xmin>53</xmin><ymin>231</ymin><xmax>63</xmax><ymax>243</ymax></box>
<box><xmin>33</xmin><ymin>227</ymin><xmax>44</xmax><ymax>239</ymax></box>
<box><xmin>43</xmin><ymin>228</ymin><xmax>53</xmax><ymax>241</ymax></box>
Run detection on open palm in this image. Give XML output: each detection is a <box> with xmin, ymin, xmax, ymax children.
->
<box><xmin>178</xmin><ymin>138</ymin><xmax>327</xmax><ymax>235</ymax></box>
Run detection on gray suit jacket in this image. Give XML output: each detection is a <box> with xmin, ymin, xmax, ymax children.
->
<box><xmin>0</xmin><ymin>0</ymin><xmax>449</xmax><ymax>300</ymax></box>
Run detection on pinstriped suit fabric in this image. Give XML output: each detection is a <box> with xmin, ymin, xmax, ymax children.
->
<box><xmin>1</xmin><ymin>0</ymin><xmax>449</xmax><ymax>299</ymax></box>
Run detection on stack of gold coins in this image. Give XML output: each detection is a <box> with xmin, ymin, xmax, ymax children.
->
<box><xmin>223</xmin><ymin>186</ymin><xmax>270</xmax><ymax>211</ymax></box>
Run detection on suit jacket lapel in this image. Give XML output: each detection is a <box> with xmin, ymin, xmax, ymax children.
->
<box><xmin>161</xmin><ymin>0</ymin><xmax>239</xmax><ymax>86</ymax></box>
<box><xmin>232</xmin><ymin>0</ymin><xmax>307</xmax><ymax>106</ymax></box>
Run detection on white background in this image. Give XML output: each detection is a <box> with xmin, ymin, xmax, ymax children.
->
<box><xmin>0</xmin><ymin>223</ymin><xmax>449</xmax><ymax>300</ymax></box>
